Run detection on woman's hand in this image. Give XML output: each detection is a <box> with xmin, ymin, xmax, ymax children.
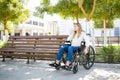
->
<box><xmin>84</xmin><ymin>47</ymin><xmax>89</xmax><ymax>55</ymax></box>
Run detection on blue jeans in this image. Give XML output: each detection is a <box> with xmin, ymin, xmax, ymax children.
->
<box><xmin>56</xmin><ymin>45</ymin><xmax>80</xmax><ymax>62</ymax></box>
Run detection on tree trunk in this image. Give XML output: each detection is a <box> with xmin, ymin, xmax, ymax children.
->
<box><xmin>74</xmin><ymin>11</ymin><xmax>79</xmax><ymax>23</ymax></box>
<box><xmin>2</xmin><ymin>20</ymin><xmax>9</xmax><ymax>42</ymax></box>
<box><xmin>78</xmin><ymin>0</ymin><xmax>96</xmax><ymax>21</ymax></box>
<box><xmin>76</xmin><ymin>16</ymin><xmax>79</xmax><ymax>23</ymax></box>
<box><xmin>103</xmin><ymin>19</ymin><xmax>107</xmax><ymax>46</ymax></box>
<box><xmin>3</xmin><ymin>20</ymin><xmax>7</xmax><ymax>35</ymax></box>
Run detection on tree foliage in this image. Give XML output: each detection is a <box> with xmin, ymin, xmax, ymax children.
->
<box><xmin>34</xmin><ymin>0</ymin><xmax>51</xmax><ymax>18</ymax></box>
<box><xmin>35</xmin><ymin>0</ymin><xmax>97</xmax><ymax>23</ymax></box>
<box><xmin>93</xmin><ymin>0</ymin><xmax>120</xmax><ymax>28</ymax></box>
<box><xmin>94</xmin><ymin>19</ymin><xmax>113</xmax><ymax>28</ymax></box>
<box><xmin>0</xmin><ymin>0</ymin><xmax>30</xmax><ymax>33</ymax></box>
<box><xmin>53</xmin><ymin>0</ymin><xmax>84</xmax><ymax>23</ymax></box>
<box><xmin>35</xmin><ymin>0</ymin><xmax>96</xmax><ymax>23</ymax></box>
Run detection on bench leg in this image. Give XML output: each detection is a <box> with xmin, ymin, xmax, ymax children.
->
<box><xmin>2</xmin><ymin>54</ymin><xmax>5</xmax><ymax>62</ymax></box>
<box><xmin>10</xmin><ymin>52</ymin><xmax>14</xmax><ymax>60</ymax></box>
<box><xmin>33</xmin><ymin>53</ymin><xmax>36</xmax><ymax>62</ymax></box>
<box><xmin>11</xmin><ymin>57</ymin><xmax>14</xmax><ymax>60</ymax></box>
<box><xmin>34</xmin><ymin>58</ymin><xmax>36</xmax><ymax>62</ymax></box>
<box><xmin>26</xmin><ymin>53</ymin><xmax>30</xmax><ymax>64</ymax></box>
<box><xmin>27</xmin><ymin>56</ymin><xmax>29</xmax><ymax>64</ymax></box>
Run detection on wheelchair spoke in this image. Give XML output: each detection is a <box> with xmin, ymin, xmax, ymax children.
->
<box><xmin>86</xmin><ymin>55</ymin><xmax>91</xmax><ymax>67</ymax></box>
<box><xmin>82</xmin><ymin>46</ymin><xmax>95</xmax><ymax>69</ymax></box>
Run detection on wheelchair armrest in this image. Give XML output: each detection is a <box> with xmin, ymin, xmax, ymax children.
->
<box><xmin>80</xmin><ymin>41</ymin><xmax>86</xmax><ymax>51</ymax></box>
<box><xmin>64</xmin><ymin>41</ymin><xmax>71</xmax><ymax>46</ymax></box>
<box><xmin>81</xmin><ymin>41</ymin><xmax>85</xmax><ymax>46</ymax></box>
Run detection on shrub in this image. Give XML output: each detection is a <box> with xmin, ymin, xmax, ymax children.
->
<box><xmin>96</xmin><ymin>45</ymin><xmax>120</xmax><ymax>63</ymax></box>
<box><xmin>101</xmin><ymin>45</ymin><xmax>116</xmax><ymax>63</ymax></box>
<box><xmin>0</xmin><ymin>41</ymin><xmax>7</xmax><ymax>48</ymax></box>
<box><xmin>114</xmin><ymin>46</ymin><xmax>120</xmax><ymax>63</ymax></box>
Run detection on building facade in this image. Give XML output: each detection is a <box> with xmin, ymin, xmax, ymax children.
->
<box><xmin>12</xmin><ymin>16</ymin><xmax>59</xmax><ymax>36</ymax></box>
<box><xmin>0</xmin><ymin>17</ymin><xmax>120</xmax><ymax>40</ymax></box>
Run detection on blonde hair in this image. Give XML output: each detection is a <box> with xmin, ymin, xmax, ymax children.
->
<box><xmin>73</xmin><ymin>23</ymin><xmax>82</xmax><ymax>38</ymax></box>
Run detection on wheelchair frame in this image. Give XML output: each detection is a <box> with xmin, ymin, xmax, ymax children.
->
<box><xmin>55</xmin><ymin>41</ymin><xmax>95</xmax><ymax>74</ymax></box>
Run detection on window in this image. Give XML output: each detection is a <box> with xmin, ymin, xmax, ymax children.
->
<box><xmin>26</xmin><ymin>20</ymin><xmax>32</xmax><ymax>24</ymax></box>
<box><xmin>33</xmin><ymin>33</ymin><xmax>38</xmax><ymax>36</ymax></box>
<box><xmin>39</xmin><ymin>33</ymin><xmax>43</xmax><ymax>36</ymax></box>
<box><xmin>39</xmin><ymin>22</ymin><xmax>44</xmax><ymax>27</ymax></box>
<box><xmin>33</xmin><ymin>21</ymin><xmax>38</xmax><ymax>26</ymax></box>
<box><xmin>114</xmin><ymin>27</ymin><xmax>120</xmax><ymax>36</ymax></box>
<box><xmin>15</xmin><ymin>33</ymin><xmax>20</xmax><ymax>36</ymax></box>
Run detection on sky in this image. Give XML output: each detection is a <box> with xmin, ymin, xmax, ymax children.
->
<box><xmin>26</xmin><ymin>0</ymin><xmax>40</xmax><ymax>12</ymax></box>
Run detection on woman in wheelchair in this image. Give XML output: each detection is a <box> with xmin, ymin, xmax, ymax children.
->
<box><xmin>49</xmin><ymin>23</ymin><xmax>91</xmax><ymax>70</ymax></box>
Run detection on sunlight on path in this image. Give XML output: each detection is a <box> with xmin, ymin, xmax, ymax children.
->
<box><xmin>0</xmin><ymin>59</ymin><xmax>120</xmax><ymax>80</ymax></box>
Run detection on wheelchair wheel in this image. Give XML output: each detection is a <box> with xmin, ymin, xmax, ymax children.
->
<box><xmin>73</xmin><ymin>63</ymin><xmax>78</xmax><ymax>74</ymax></box>
<box><xmin>72</xmin><ymin>51</ymin><xmax>79</xmax><ymax>74</ymax></box>
<box><xmin>82</xmin><ymin>46</ymin><xmax>95</xmax><ymax>69</ymax></box>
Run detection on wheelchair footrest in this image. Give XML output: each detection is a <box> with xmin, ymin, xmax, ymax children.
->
<box><xmin>61</xmin><ymin>65</ymin><xmax>72</xmax><ymax>71</ymax></box>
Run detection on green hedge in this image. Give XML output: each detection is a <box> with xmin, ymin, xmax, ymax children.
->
<box><xmin>96</xmin><ymin>45</ymin><xmax>120</xmax><ymax>63</ymax></box>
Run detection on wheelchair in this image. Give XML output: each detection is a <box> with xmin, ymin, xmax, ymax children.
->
<box><xmin>55</xmin><ymin>41</ymin><xmax>95</xmax><ymax>74</ymax></box>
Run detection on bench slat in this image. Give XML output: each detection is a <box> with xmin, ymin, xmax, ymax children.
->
<box><xmin>8</xmin><ymin>39</ymin><xmax>65</xmax><ymax>42</ymax></box>
<box><xmin>6</xmin><ymin>46</ymin><xmax>59</xmax><ymax>49</ymax></box>
<box><xmin>8</xmin><ymin>42</ymin><xmax>62</xmax><ymax>45</ymax></box>
<box><xmin>0</xmin><ymin>49</ymin><xmax>58</xmax><ymax>53</ymax></box>
<box><xmin>9</xmin><ymin>35</ymin><xmax>68</xmax><ymax>39</ymax></box>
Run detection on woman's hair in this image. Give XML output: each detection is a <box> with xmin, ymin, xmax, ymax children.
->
<box><xmin>73</xmin><ymin>23</ymin><xmax>83</xmax><ymax>38</ymax></box>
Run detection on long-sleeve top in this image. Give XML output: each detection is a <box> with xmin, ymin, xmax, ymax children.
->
<box><xmin>67</xmin><ymin>32</ymin><xmax>91</xmax><ymax>47</ymax></box>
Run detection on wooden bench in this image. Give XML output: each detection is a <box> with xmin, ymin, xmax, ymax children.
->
<box><xmin>0</xmin><ymin>35</ymin><xmax>68</xmax><ymax>63</ymax></box>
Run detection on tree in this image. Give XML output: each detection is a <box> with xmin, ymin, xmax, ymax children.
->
<box><xmin>34</xmin><ymin>0</ymin><xmax>51</xmax><ymax>18</ymax></box>
<box><xmin>92</xmin><ymin>0</ymin><xmax>120</xmax><ymax>45</ymax></box>
<box><xmin>35</xmin><ymin>0</ymin><xmax>92</xmax><ymax>23</ymax></box>
<box><xmin>53</xmin><ymin>0</ymin><xmax>84</xmax><ymax>23</ymax></box>
<box><xmin>0</xmin><ymin>0</ymin><xmax>30</xmax><ymax>34</ymax></box>
<box><xmin>35</xmin><ymin>0</ymin><xmax>97</xmax><ymax>23</ymax></box>
<box><xmin>93</xmin><ymin>0</ymin><xmax>120</xmax><ymax>28</ymax></box>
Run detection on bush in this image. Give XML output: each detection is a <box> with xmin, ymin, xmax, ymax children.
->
<box><xmin>96</xmin><ymin>45</ymin><xmax>120</xmax><ymax>63</ymax></box>
<box><xmin>0</xmin><ymin>41</ymin><xmax>7</xmax><ymax>48</ymax></box>
<box><xmin>114</xmin><ymin>46</ymin><xmax>120</xmax><ymax>62</ymax></box>
<box><xmin>101</xmin><ymin>45</ymin><xmax>116</xmax><ymax>63</ymax></box>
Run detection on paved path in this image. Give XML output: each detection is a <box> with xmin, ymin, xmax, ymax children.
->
<box><xmin>0</xmin><ymin>59</ymin><xmax>120</xmax><ymax>80</ymax></box>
